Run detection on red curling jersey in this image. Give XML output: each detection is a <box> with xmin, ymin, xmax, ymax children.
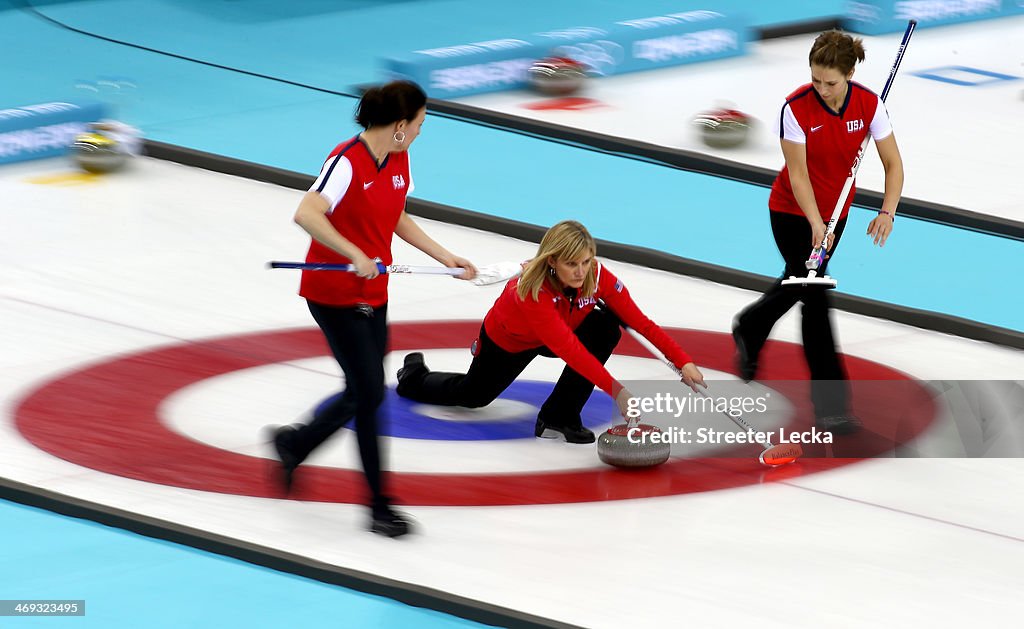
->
<box><xmin>299</xmin><ymin>137</ymin><xmax>412</xmax><ymax>307</ymax></box>
<box><xmin>483</xmin><ymin>262</ymin><xmax>693</xmax><ymax>399</ymax></box>
<box><xmin>770</xmin><ymin>81</ymin><xmax>892</xmax><ymax>221</ymax></box>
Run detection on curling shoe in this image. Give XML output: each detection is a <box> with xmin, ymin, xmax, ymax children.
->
<box><xmin>732</xmin><ymin>322</ymin><xmax>758</xmax><ymax>383</ymax></box>
<box><xmin>370</xmin><ymin>507</ymin><xmax>413</xmax><ymax>538</ymax></box>
<box><xmin>395</xmin><ymin>352</ymin><xmax>427</xmax><ymax>397</ymax></box>
<box><xmin>535</xmin><ymin>419</ymin><xmax>596</xmax><ymax>444</ymax></box>
<box><xmin>267</xmin><ymin>424</ymin><xmax>301</xmax><ymax>495</ymax></box>
<box><xmin>815</xmin><ymin>414</ymin><xmax>863</xmax><ymax>435</ymax></box>
<box><xmin>396</xmin><ymin>352</ymin><xmax>425</xmax><ymax>381</ymax></box>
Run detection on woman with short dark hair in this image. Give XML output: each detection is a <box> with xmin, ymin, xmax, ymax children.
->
<box><xmin>270</xmin><ymin>80</ymin><xmax>477</xmax><ymax>537</ymax></box>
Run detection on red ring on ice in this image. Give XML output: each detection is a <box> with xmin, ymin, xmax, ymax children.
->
<box><xmin>14</xmin><ymin>322</ymin><xmax>936</xmax><ymax>505</ymax></box>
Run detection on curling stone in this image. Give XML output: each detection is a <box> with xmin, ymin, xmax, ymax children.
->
<box><xmin>527</xmin><ymin>56</ymin><xmax>587</xmax><ymax>96</ymax></box>
<box><xmin>598</xmin><ymin>423</ymin><xmax>671</xmax><ymax>468</ymax></box>
<box><xmin>693</xmin><ymin>108</ymin><xmax>752</xmax><ymax>149</ymax></box>
<box><xmin>69</xmin><ymin>131</ymin><xmax>128</xmax><ymax>174</ymax></box>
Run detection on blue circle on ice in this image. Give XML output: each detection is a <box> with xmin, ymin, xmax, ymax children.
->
<box><xmin>325</xmin><ymin>380</ymin><xmax>615</xmax><ymax>440</ymax></box>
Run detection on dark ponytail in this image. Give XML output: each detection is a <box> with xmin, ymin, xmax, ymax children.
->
<box><xmin>355</xmin><ymin>80</ymin><xmax>427</xmax><ymax>129</ymax></box>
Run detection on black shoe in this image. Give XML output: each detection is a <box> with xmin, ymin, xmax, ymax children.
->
<box><xmin>396</xmin><ymin>352</ymin><xmax>426</xmax><ymax>389</ymax></box>
<box><xmin>815</xmin><ymin>415</ymin><xmax>863</xmax><ymax>435</ymax></box>
<box><xmin>267</xmin><ymin>424</ymin><xmax>300</xmax><ymax>495</ymax></box>
<box><xmin>535</xmin><ymin>419</ymin><xmax>596</xmax><ymax>444</ymax></box>
<box><xmin>732</xmin><ymin>323</ymin><xmax>757</xmax><ymax>383</ymax></box>
<box><xmin>370</xmin><ymin>507</ymin><xmax>413</xmax><ymax>538</ymax></box>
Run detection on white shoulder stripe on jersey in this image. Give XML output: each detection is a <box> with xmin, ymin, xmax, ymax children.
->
<box><xmin>869</xmin><ymin>94</ymin><xmax>894</xmax><ymax>142</ymax></box>
<box><xmin>310</xmin><ymin>153</ymin><xmax>353</xmax><ymax>214</ymax></box>
<box><xmin>780</xmin><ymin>103</ymin><xmax>805</xmax><ymax>144</ymax></box>
<box><xmin>407</xmin><ymin>152</ymin><xmax>415</xmax><ymax>196</ymax></box>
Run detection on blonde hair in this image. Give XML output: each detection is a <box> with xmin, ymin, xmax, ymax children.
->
<box><xmin>517</xmin><ymin>220</ymin><xmax>597</xmax><ymax>301</ymax></box>
<box><xmin>809</xmin><ymin>30</ymin><xmax>865</xmax><ymax>75</ymax></box>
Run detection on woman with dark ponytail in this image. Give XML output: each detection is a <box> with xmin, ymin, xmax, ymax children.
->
<box><xmin>270</xmin><ymin>80</ymin><xmax>477</xmax><ymax>537</ymax></box>
<box><xmin>732</xmin><ymin>30</ymin><xmax>904</xmax><ymax>434</ymax></box>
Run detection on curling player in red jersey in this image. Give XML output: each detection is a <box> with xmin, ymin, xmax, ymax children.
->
<box><xmin>396</xmin><ymin>220</ymin><xmax>706</xmax><ymax>443</ymax></box>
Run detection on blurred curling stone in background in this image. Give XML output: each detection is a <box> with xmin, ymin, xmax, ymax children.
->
<box><xmin>70</xmin><ymin>132</ymin><xmax>126</xmax><ymax>174</ymax></box>
<box><xmin>70</xmin><ymin>120</ymin><xmax>142</xmax><ymax>174</ymax></box>
<box><xmin>598</xmin><ymin>423</ymin><xmax>671</xmax><ymax>468</ymax></box>
<box><xmin>693</xmin><ymin>107</ymin><xmax>753</xmax><ymax>149</ymax></box>
<box><xmin>527</xmin><ymin>56</ymin><xmax>588</xmax><ymax>96</ymax></box>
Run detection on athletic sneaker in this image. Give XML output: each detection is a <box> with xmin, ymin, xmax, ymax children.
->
<box><xmin>815</xmin><ymin>414</ymin><xmax>863</xmax><ymax>435</ymax></box>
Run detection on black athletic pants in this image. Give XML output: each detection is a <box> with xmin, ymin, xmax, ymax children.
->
<box><xmin>285</xmin><ymin>300</ymin><xmax>390</xmax><ymax>513</ymax></box>
<box><xmin>735</xmin><ymin>211</ymin><xmax>850</xmax><ymax>418</ymax></box>
<box><xmin>396</xmin><ymin>308</ymin><xmax>623</xmax><ymax>428</ymax></box>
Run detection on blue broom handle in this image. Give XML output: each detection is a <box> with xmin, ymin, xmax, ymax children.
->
<box><xmin>879</xmin><ymin>20</ymin><xmax>917</xmax><ymax>103</ymax></box>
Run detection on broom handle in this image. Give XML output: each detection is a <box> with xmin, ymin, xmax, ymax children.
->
<box><xmin>806</xmin><ymin>19</ymin><xmax>917</xmax><ymax>271</ymax></box>
<box><xmin>624</xmin><ymin>327</ymin><xmax>774</xmax><ymax>449</ymax></box>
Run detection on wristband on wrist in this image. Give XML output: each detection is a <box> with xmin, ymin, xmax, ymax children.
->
<box><xmin>878</xmin><ymin>210</ymin><xmax>895</xmax><ymax>221</ymax></box>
